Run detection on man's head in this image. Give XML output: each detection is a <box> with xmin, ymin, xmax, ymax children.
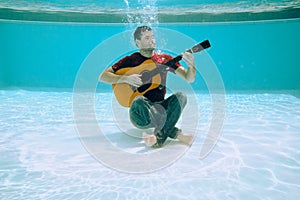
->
<box><xmin>134</xmin><ymin>26</ymin><xmax>156</xmax><ymax>51</ymax></box>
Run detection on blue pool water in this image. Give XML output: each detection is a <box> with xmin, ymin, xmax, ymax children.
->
<box><xmin>1</xmin><ymin>0</ymin><xmax>300</xmax><ymax>199</ymax></box>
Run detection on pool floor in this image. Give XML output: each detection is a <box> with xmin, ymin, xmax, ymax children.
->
<box><xmin>0</xmin><ymin>90</ymin><xmax>299</xmax><ymax>199</ymax></box>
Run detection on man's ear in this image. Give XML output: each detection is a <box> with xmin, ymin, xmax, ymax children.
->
<box><xmin>135</xmin><ymin>39</ymin><xmax>141</xmax><ymax>48</ymax></box>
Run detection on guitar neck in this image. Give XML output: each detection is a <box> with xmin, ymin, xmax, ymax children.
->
<box><xmin>164</xmin><ymin>55</ymin><xmax>183</xmax><ymax>68</ymax></box>
<box><xmin>149</xmin><ymin>40</ymin><xmax>211</xmax><ymax>76</ymax></box>
<box><xmin>164</xmin><ymin>39</ymin><xmax>210</xmax><ymax>67</ymax></box>
<box><xmin>150</xmin><ymin>55</ymin><xmax>183</xmax><ymax>77</ymax></box>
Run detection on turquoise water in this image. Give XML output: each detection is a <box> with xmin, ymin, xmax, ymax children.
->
<box><xmin>1</xmin><ymin>0</ymin><xmax>300</xmax><ymax>199</ymax></box>
<box><xmin>1</xmin><ymin>0</ymin><xmax>300</xmax><ymax>90</ymax></box>
<box><xmin>1</xmin><ymin>19</ymin><xmax>300</xmax><ymax>90</ymax></box>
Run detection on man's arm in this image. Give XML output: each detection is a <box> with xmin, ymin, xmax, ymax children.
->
<box><xmin>175</xmin><ymin>52</ymin><xmax>196</xmax><ymax>83</ymax></box>
<box><xmin>99</xmin><ymin>67</ymin><xmax>143</xmax><ymax>87</ymax></box>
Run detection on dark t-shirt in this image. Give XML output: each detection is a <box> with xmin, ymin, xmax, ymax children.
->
<box><xmin>111</xmin><ymin>52</ymin><xmax>181</xmax><ymax>102</ymax></box>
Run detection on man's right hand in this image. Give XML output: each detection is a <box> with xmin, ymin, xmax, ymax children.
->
<box><xmin>122</xmin><ymin>74</ymin><xmax>143</xmax><ymax>87</ymax></box>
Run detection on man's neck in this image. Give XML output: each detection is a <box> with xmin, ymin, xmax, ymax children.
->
<box><xmin>139</xmin><ymin>49</ymin><xmax>154</xmax><ymax>58</ymax></box>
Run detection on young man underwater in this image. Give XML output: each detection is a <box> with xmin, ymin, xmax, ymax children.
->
<box><xmin>99</xmin><ymin>26</ymin><xmax>198</xmax><ymax>148</ymax></box>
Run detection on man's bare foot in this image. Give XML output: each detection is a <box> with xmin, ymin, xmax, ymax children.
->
<box><xmin>142</xmin><ymin>132</ymin><xmax>157</xmax><ymax>147</ymax></box>
<box><xmin>177</xmin><ymin>132</ymin><xmax>195</xmax><ymax>145</ymax></box>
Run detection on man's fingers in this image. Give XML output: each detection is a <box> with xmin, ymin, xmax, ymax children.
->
<box><xmin>128</xmin><ymin>74</ymin><xmax>143</xmax><ymax>87</ymax></box>
<box><xmin>182</xmin><ymin>52</ymin><xmax>195</xmax><ymax>66</ymax></box>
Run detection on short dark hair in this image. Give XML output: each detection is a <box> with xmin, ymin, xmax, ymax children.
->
<box><xmin>133</xmin><ymin>26</ymin><xmax>152</xmax><ymax>41</ymax></box>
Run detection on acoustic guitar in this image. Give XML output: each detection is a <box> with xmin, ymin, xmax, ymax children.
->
<box><xmin>112</xmin><ymin>40</ymin><xmax>211</xmax><ymax>107</ymax></box>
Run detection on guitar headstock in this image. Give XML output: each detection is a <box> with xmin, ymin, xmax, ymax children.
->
<box><xmin>188</xmin><ymin>40</ymin><xmax>211</xmax><ymax>53</ymax></box>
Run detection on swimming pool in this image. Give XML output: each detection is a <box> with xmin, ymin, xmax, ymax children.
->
<box><xmin>1</xmin><ymin>0</ymin><xmax>300</xmax><ymax>199</ymax></box>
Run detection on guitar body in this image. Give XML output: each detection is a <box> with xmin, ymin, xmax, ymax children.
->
<box><xmin>112</xmin><ymin>59</ymin><xmax>162</xmax><ymax>107</ymax></box>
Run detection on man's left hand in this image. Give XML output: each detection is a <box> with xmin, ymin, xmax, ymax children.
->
<box><xmin>182</xmin><ymin>51</ymin><xmax>195</xmax><ymax>68</ymax></box>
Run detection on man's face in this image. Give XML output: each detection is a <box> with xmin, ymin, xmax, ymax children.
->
<box><xmin>136</xmin><ymin>31</ymin><xmax>156</xmax><ymax>50</ymax></box>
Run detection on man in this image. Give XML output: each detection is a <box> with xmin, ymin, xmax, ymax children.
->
<box><xmin>99</xmin><ymin>26</ymin><xmax>196</xmax><ymax>147</ymax></box>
